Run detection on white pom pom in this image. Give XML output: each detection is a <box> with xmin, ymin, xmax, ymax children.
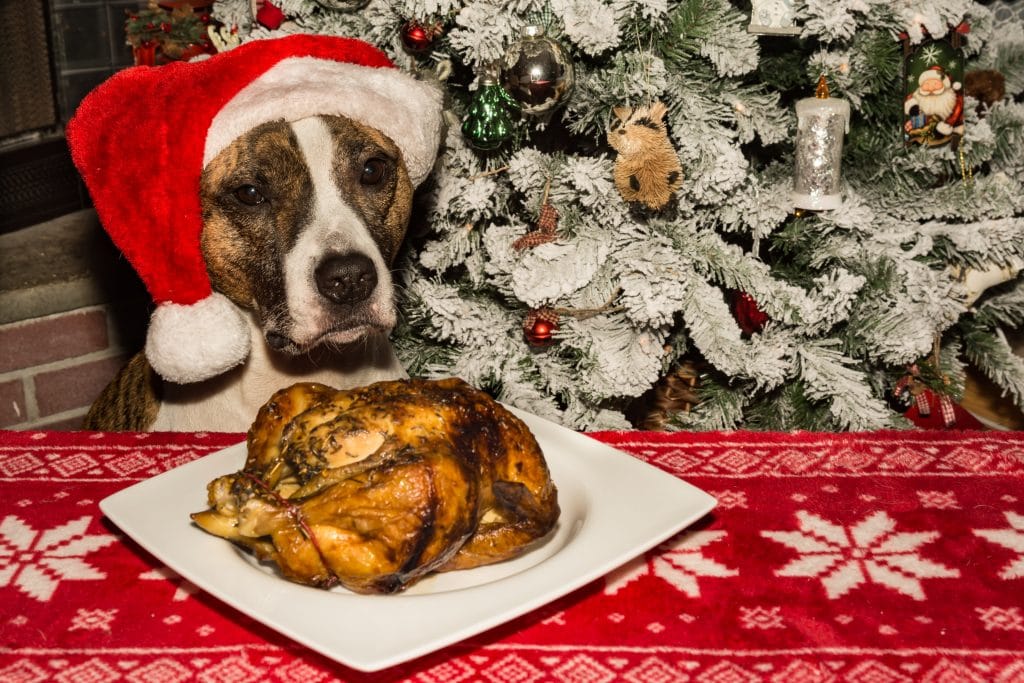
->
<box><xmin>146</xmin><ymin>292</ymin><xmax>251</xmax><ymax>383</ymax></box>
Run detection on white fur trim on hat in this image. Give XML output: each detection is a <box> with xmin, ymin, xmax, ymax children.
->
<box><xmin>146</xmin><ymin>292</ymin><xmax>251</xmax><ymax>384</ymax></box>
<box><xmin>204</xmin><ymin>57</ymin><xmax>444</xmax><ymax>186</ymax></box>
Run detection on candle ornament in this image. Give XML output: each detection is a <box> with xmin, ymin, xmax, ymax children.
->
<box><xmin>748</xmin><ymin>0</ymin><xmax>802</xmax><ymax>35</ymax></box>
<box><xmin>791</xmin><ymin>75</ymin><xmax>850</xmax><ymax>211</ymax></box>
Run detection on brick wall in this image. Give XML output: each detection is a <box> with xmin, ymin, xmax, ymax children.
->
<box><xmin>0</xmin><ymin>306</ymin><xmax>139</xmax><ymax>429</ymax></box>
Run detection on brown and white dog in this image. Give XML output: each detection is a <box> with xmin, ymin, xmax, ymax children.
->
<box><xmin>85</xmin><ymin>115</ymin><xmax>419</xmax><ymax>431</ymax></box>
<box><xmin>68</xmin><ymin>36</ymin><xmax>443</xmax><ymax>432</ymax></box>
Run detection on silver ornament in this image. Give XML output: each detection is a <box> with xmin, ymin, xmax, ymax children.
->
<box><xmin>500</xmin><ymin>25</ymin><xmax>574</xmax><ymax>119</ymax></box>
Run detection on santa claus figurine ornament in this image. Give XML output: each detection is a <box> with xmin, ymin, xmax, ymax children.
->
<box><xmin>66</xmin><ymin>35</ymin><xmax>443</xmax><ymax>384</ymax></box>
<box><xmin>902</xmin><ymin>28</ymin><xmax>966</xmax><ymax>148</ymax></box>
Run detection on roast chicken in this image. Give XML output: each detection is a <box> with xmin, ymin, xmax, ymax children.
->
<box><xmin>191</xmin><ymin>378</ymin><xmax>559</xmax><ymax>594</ymax></box>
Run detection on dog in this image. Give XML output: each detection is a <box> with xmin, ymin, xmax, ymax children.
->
<box><xmin>84</xmin><ymin>114</ymin><xmax>416</xmax><ymax>432</ymax></box>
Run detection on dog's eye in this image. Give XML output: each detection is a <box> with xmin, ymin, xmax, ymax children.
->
<box><xmin>232</xmin><ymin>185</ymin><xmax>265</xmax><ymax>206</ymax></box>
<box><xmin>360</xmin><ymin>158</ymin><xmax>387</xmax><ymax>186</ymax></box>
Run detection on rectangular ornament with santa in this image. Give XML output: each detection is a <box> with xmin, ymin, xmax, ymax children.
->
<box><xmin>902</xmin><ymin>25</ymin><xmax>967</xmax><ymax>149</ymax></box>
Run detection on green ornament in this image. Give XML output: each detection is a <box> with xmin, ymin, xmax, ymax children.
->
<box><xmin>461</xmin><ymin>77</ymin><xmax>520</xmax><ymax>151</ymax></box>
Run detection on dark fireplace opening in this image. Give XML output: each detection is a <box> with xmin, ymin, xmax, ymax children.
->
<box><xmin>1</xmin><ymin>0</ymin><xmax>142</xmax><ymax>234</ymax></box>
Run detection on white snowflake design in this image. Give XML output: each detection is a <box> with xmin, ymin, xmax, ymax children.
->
<box><xmin>70</xmin><ymin>608</ymin><xmax>118</xmax><ymax>632</ymax></box>
<box><xmin>605</xmin><ymin>530</ymin><xmax>738</xmax><ymax>598</ymax></box>
<box><xmin>140</xmin><ymin>566</ymin><xmax>198</xmax><ymax>601</ymax></box>
<box><xmin>918</xmin><ymin>44</ymin><xmax>943</xmax><ymax>65</ymax></box>
<box><xmin>739</xmin><ymin>606</ymin><xmax>785</xmax><ymax>630</ymax></box>
<box><xmin>0</xmin><ymin>515</ymin><xmax>117</xmax><ymax>601</ymax></box>
<box><xmin>974</xmin><ymin>512</ymin><xmax>1024</xmax><ymax>580</ymax></box>
<box><xmin>976</xmin><ymin>606</ymin><xmax>1024</xmax><ymax>631</ymax></box>
<box><xmin>761</xmin><ymin>510</ymin><xmax>959</xmax><ymax>601</ymax></box>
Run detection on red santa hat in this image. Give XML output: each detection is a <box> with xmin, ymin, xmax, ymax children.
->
<box><xmin>67</xmin><ymin>35</ymin><xmax>444</xmax><ymax>384</ymax></box>
<box><xmin>919</xmin><ymin>65</ymin><xmax>961</xmax><ymax>90</ymax></box>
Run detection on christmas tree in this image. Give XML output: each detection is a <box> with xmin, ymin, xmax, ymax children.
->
<box><xmin>209</xmin><ymin>0</ymin><xmax>1024</xmax><ymax>431</ymax></box>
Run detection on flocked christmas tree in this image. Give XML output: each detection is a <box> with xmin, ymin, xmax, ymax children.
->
<box><xmin>209</xmin><ymin>0</ymin><xmax>1024</xmax><ymax>431</ymax></box>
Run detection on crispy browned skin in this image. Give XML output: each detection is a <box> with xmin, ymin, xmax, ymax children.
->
<box><xmin>191</xmin><ymin>378</ymin><xmax>559</xmax><ymax>594</ymax></box>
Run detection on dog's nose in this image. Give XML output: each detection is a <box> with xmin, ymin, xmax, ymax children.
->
<box><xmin>315</xmin><ymin>252</ymin><xmax>378</xmax><ymax>305</ymax></box>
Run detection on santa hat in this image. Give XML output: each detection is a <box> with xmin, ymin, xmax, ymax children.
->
<box><xmin>919</xmin><ymin>65</ymin><xmax>961</xmax><ymax>90</ymax></box>
<box><xmin>67</xmin><ymin>35</ymin><xmax>444</xmax><ymax>384</ymax></box>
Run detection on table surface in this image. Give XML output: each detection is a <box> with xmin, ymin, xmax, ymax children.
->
<box><xmin>1</xmin><ymin>428</ymin><xmax>1023</xmax><ymax>682</ymax></box>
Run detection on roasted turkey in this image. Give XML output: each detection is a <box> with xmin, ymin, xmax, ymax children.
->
<box><xmin>191</xmin><ymin>378</ymin><xmax>559</xmax><ymax>594</ymax></box>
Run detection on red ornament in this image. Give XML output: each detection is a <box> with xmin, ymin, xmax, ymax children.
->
<box><xmin>255</xmin><ymin>1</ymin><xmax>286</xmax><ymax>30</ymax></box>
<box><xmin>524</xmin><ymin>308</ymin><xmax>559</xmax><ymax>347</ymax></box>
<box><xmin>530</xmin><ymin>320</ymin><xmax>553</xmax><ymax>340</ymax></box>
<box><xmin>401</xmin><ymin>20</ymin><xmax>440</xmax><ymax>54</ymax></box>
<box><xmin>160</xmin><ymin>22</ymin><xmax>172</xmax><ymax>32</ymax></box>
<box><xmin>133</xmin><ymin>41</ymin><xmax>158</xmax><ymax>66</ymax></box>
<box><xmin>731</xmin><ymin>291</ymin><xmax>769</xmax><ymax>336</ymax></box>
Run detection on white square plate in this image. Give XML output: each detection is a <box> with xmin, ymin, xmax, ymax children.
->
<box><xmin>101</xmin><ymin>409</ymin><xmax>716</xmax><ymax>672</ymax></box>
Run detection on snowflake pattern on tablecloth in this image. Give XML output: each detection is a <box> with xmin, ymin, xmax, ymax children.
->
<box><xmin>0</xmin><ymin>515</ymin><xmax>116</xmax><ymax>601</ymax></box>
<box><xmin>976</xmin><ymin>606</ymin><xmax>1024</xmax><ymax>631</ymax></box>
<box><xmin>739</xmin><ymin>606</ymin><xmax>785</xmax><ymax>630</ymax></box>
<box><xmin>2</xmin><ymin>432</ymin><xmax>1023</xmax><ymax>681</ymax></box>
<box><xmin>974</xmin><ymin>512</ymin><xmax>1024</xmax><ymax>580</ymax></box>
<box><xmin>605</xmin><ymin>530</ymin><xmax>738</xmax><ymax>598</ymax></box>
<box><xmin>708</xmin><ymin>490</ymin><xmax>747</xmax><ymax>509</ymax></box>
<box><xmin>69</xmin><ymin>608</ymin><xmax>117</xmax><ymax>632</ymax></box>
<box><xmin>140</xmin><ymin>566</ymin><xmax>199</xmax><ymax>601</ymax></box>
<box><xmin>917</xmin><ymin>490</ymin><xmax>960</xmax><ymax>509</ymax></box>
<box><xmin>762</xmin><ymin>510</ymin><xmax>959</xmax><ymax>600</ymax></box>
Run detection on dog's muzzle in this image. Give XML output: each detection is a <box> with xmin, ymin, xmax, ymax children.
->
<box><xmin>264</xmin><ymin>250</ymin><xmax>390</xmax><ymax>354</ymax></box>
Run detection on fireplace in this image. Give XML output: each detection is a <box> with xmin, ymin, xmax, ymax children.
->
<box><xmin>0</xmin><ymin>0</ymin><xmax>142</xmax><ymax>233</ymax></box>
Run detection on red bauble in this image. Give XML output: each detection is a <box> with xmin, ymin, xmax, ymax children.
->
<box><xmin>255</xmin><ymin>1</ymin><xmax>286</xmax><ymax>29</ymax></box>
<box><xmin>731</xmin><ymin>291</ymin><xmax>769</xmax><ymax>335</ymax></box>
<box><xmin>524</xmin><ymin>308</ymin><xmax>559</xmax><ymax>347</ymax></box>
<box><xmin>528</xmin><ymin>320</ymin><xmax>553</xmax><ymax>343</ymax></box>
<box><xmin>401</xmin><ymin>20</ymin><xmax>438</xmax><ymax>54</ymax></box>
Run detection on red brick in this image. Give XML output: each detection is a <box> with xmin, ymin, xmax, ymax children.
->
<box><xmin>0</xmin><ymin>310</ymin><xmax>110</xmax><ymax>373</ymax></box>
<box><xmin>33</xmin><ymin>355</ymin><xmax>128</xmax><ymax>417</ymax></box>
<box><xmin>0</xmin><ymin>379</ymin><xmax>27</xmax><ymax>428</ymax></box>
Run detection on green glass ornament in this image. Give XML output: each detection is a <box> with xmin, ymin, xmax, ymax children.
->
<box><xmin>461</xmin><ymin>76</ymin><xmax>520</xmax><ymax>151</ymax></box>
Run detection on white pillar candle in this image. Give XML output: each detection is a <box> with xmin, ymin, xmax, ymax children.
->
<box><xmin>792</xmin><ymin>78</ymin><xmax>850</xmax><ymax>211</ymax></box>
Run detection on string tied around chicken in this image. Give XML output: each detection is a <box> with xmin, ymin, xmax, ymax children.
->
<box><xmin>240</xmin><ymin>470</ymin><xmax>341</xmax><ymax>589</ymax></box>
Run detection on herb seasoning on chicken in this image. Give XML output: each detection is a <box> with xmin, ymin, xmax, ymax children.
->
<box><xmin>191</xmin><ymin>378</ymin><xmax>560</xmax><ymax>594</ymax></box>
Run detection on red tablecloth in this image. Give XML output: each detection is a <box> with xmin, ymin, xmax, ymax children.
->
<box><xmin>1</xmin><ymin>429</ymin><xmax>1023</xmax><ymax>682</ymax></box>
